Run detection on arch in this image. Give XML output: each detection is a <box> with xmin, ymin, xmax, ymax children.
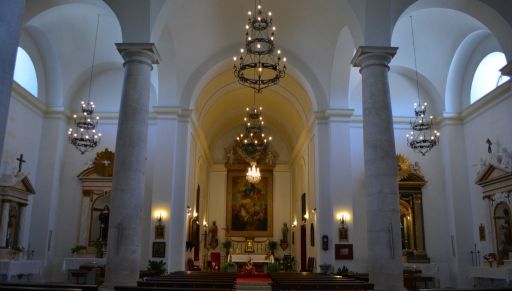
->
<box><xmin>25</xmin><ymin>2</ymin><xmax>122</xmax><ymax>107</ymax></box>
<box><xmin>398</xmin><ymin>0</ymin><xmax>512</xmax><ymax>59</ymax></box>
<box><xmin>330</xmin><ymin>26</ymin><xmax>357</xmax><ymax>108</ymax></box>
<box><xmin>13</xmin><ymin>47</ymin><xmax>38</xmax><ymax>97</ymax></box>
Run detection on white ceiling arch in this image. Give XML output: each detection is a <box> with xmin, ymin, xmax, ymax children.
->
<box><xmin>23</xmin><ymin>1</ymin><xmax>122</xmax><ymax>108</ymax></box>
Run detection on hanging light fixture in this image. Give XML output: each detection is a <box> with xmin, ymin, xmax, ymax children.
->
<box><xmin>233</xmin><ymin>0</ymin><xmax>286</xmax><ymax>92</ymax></box>
<box><xmin>68</xmin><ymin>15</ymin><xmax>102</xmax><ymax>155</ymax></box>
<box><xmin>406</xmin><ymin>16</ymin><xmax>439</xmax><ymax>156</ymax></box>
<box><xmin>235</xmin><ymin>92</ymin><xmax>272</xmax><ymax>183</ymax></box>
<box><xmin>246</xmin><ymin>162</ymin><xmax>261</xmax><ymax>184</ymax></box>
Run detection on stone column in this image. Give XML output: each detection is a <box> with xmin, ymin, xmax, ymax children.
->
<box><xmin>0</xmin><ymin>202</ymin><xmax>11</xmax><ymax>247</ymax></box>
<box><xmin>0</xmin><ymin>1</ymin><xmax>25</xmax><ymax>164</ymax></box>
<box><xmin>351</xmin><ymin>46</ymin><xmax>405</xmax><ymax>291</ymax></box>
<box><xmin>17</xmin><ymin>205</ymin><xmax>27</xmax><ymax>249</ymax></box>
<box><xmin>104</xmin><ymin>43</ymin><xmax>160</xmax><ymax>288</ymax></box>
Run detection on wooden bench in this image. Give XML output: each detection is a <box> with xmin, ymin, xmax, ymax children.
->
<box><xmin>115</xmin><ymin>287</ymin><xmax>233</xmax><ymax>291</ymax></box>
<box><xmin>0</xmin><ymin>287</ymin><xmax>81</xmax><ymax>291</ymax></box>
<box><xmin>419</xmin><ymin>289</ymin><xmax>511</xmax><ymax>291</ymax></box>
<box><xmin>270</xmin><ymin>272</ymin><xmax>373</xmax><ymax>291</ymax></box>
<box><xmin>0</xmin><ymin>282</ymin><xmax>98</xmax><ymax>291</ymax></box>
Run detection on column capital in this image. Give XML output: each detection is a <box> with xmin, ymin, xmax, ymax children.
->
<box><xmin>116</xmin><ymin>43</ymin><xmax>161</xmax><ymax>66</ymax></box>
<box><xmin>351</xmin><ymin>46</ymin><xmax>398</xmax><ymax>70</ymax></box>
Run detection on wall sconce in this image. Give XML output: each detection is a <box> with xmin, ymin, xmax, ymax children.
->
<box><xmin>153</xmin><ymin>210</ymin><xmax>167</xmax><ymax>240</ymax></box>
<box><xmin>291</xmin><ymin>220</ymin><xmax>298</xmax><ymax>244</ymax></box>
<box><xmin>337</xmin><ymin>213</ymin><xmax>349</xmax><ymax>241</ymax></box>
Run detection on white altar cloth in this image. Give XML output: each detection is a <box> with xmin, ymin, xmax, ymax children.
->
<box><xmin>0</xmin><ymin>260</ymin><xmax>42</xmax><ymax>279</ymax></box>
<box><xmin>470</xmin><ymin>266</ymin><xmax>512</xmax><ymax>282</ymax></box>
<box><xmin>62</xmin><ymin>257</ymin><xmax>106</xmax><ymax>271</ymax></box>
<box><xmin>230</xmin><ymin>254</ymin><xmax>271</xmax><ymax>263</ymax></box>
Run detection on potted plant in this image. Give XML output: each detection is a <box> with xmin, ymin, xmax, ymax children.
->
<box><xmin>94</xmin><ymin>240</ymin><xmax>104</xmax><ymax>258</ymax></box>
<box><xmin>147</xmin><ymin>260</ymin><xmax>166</xmax><ymax>276</ymax></box>
<box><xmin>70</xmin><ymin>244</ymin><xmax>87</xmax><ymax>257</ymax></box>
<box><xmin>222</xmin><ymin>240</ymin><xmax>232</xmax><ymax>257</ymax></box>
<box><xmin>268</xmin><ymin>240</ymin><xmax>277</xmax><ymax>255</ymax></box>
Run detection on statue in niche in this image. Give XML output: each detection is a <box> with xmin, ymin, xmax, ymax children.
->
<box><xmin>281</xmin><ymin>222</ymin><xmax>289</xmax><ymax>243</ymax></box>
<box><xmin>98</xmin><ymin>205</ymin><xmax>110</xmax><ymax>242</ymax></box>
<box><xmin>208</xmin><ymin>221</ymin><xmax>219</xmax><ymax>250</ymax></box>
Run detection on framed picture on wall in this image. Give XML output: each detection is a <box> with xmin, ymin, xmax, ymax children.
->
<box><xmin>226</xmin><ymin>169</ymin><xmax>273</xmax><ymax>237</ymax></box>
<box><xmin>335</xmin><ymin>244</ymin><xmax>353</xmax><ymax>260</ymax></box>
<box><xmin>152</xmin><ymin>241</ymin><xmax>166</xmax><ymax>258</ymax></box>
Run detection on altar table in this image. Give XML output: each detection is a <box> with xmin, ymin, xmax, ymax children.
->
<box><xmin>470</xmin><ymin>266</ymin><xmax>512</xmax><ymax>283</ymax></box>
<box><xmin>230</xmin><ymin>254</ymin><xmax>272</xmax><ymax>263</ymax></box>
<box><xmin>0</xmin><ymin>260</ymin><xmax>42</xmax><ymax>280</ymax></box>
<box><xmin>62</xmin><ymin>257</ymin><xmax>106</xmax><ymax>271</ymax></box>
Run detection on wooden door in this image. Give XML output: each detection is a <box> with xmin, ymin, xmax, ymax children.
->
<box><xmin>300</xmin><ymin>224</ymin><xmax>307</xmax><ymax>271</ymax></box>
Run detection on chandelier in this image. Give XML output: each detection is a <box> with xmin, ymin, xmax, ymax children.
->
<box><xmin>405</xmin><ymin>16</ymin><xmax>439</xmax><ymax>156</ymax></box>
<box><xmin>246</xmin><ymin>162</ymin><xmax>261</xmax><ymax>184</ymax></box>
<box><xmin>236</xmin><ymin>95</ymin><xmax>272</xmax><ymax>160</ymax></box>
<box><xmin>68</xmin><ymin>15</ymin><xmax>102</xmax><ymax>155</ymax></box>
<box><xmin>233</xmin><ymin>0</ymin><xmax>287</xmax><ymax>92</ymax></box>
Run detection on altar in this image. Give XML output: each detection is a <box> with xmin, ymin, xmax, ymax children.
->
<box><xmin>230</xmin><ymin>254</ymin><xmax>272</xmax><ymax>273</ymax></box>
<box><xmin>470</xmin><ymin>266</ymin><xmax>512</xmax><ymax>287</ymax></box>
<box><xmin>0</xmin><ymin>260</ymin><xmax>42</xmax><ymax>281</ymax></box>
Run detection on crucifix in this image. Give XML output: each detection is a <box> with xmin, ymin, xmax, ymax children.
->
<box><xmin>16</xmin><ymin>154</ymin><xmax>26</xmax><ymax>173</ymax></box>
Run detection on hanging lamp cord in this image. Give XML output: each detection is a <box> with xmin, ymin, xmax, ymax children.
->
<box><xmin>409</xmin><ymin>16</ymin><xmax>421</xmax><ymax>104</ymax></box>
<box><xmin>87</xmin><ymin>14</ymin><xmax>100</xmax><ymax>103</ymax></box>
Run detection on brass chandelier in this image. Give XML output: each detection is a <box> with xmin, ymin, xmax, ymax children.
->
<box><xmin>233</xmin><ymin>0</ymin><xmax>286</xmax><ymax>93</ymax></box>
<box><xmin>68</xmin><ymin>15</ymin><xmax>102</xmax><ymax>155</ymax></box>
<box><xmin>405</xmin><ymin>16</ymin><xmax>439</xmax><ymax>156</ymax></box>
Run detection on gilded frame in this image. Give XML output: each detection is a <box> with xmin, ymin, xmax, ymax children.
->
<box><xmin>226</xmin><ymin>170</ymin><xmax>273</xmax><ymax>237</ymax></box>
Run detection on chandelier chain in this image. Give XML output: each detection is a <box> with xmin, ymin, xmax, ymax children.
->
<box><xmin>87</xmin><ymin>14</ymin><xmax>100</xmax><ymax>103</ymax></box>
<box><xmin>410</xmin><ymin>16</ymin><xmax>421</xmax><ymax>104</ymax></box>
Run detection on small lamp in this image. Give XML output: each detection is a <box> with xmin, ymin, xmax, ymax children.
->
<box><xmin>154</xmin><ymin>210</ymin><xmax>166</xmax><ymax>240</ymax></box>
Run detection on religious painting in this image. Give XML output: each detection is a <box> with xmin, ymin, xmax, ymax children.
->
<box><xmin>152</xmin><ymin>241</ymin><xmax>166</xmax><ymax>258</ymax></box>
<box><xmin>226</xmin><ymin>170</ymin><xmax>273</xmax><ymax>237</ymax></box>
<box><xmin>155</xmin><ymin>224</ymin><xmax>165</xmax><ymax>240</ymax></box>
<box><xmin>335</xmin><ymin>244</ymin><xmax>353</xmax><ymax>260</ymax></box>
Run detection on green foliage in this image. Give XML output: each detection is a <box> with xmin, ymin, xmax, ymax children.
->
<box><xmin>147</xmin><ymin>260</ymin><xmax>166</xmax><ymax>275</ymax></box>
<box><xmin>222</xmin><ymin>240</ymin><xmax>232</xmax><ymax>250</ymax></box>
<box><xmin>268</xmin><ymin>262</ymin><xmax>281</xmax><ymax>273</ymax></box>
<box><xmin>71</xmin><ymin>244</ymin><xmax>87</xmax><ymax>254</ymax></box>
<box><xmin>221</xmin><ymin>262</ymin><xmax>236</xmax><ymax>272</ymax></box>
<box><xmin>268</xmin><ymin>240</ymin><xmax>277</xmax><ymax>251</ymax></box>
<box><xmin>336</xmin><ymin>265</ymin><xmax>349</xmax><ymax>276</ymax></box>
<box><xmin>94</xmin><ymin>240</ymin><xmax>104</xmax><ymax>258</ymax></box>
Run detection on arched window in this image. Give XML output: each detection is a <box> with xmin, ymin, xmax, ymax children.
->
<box><xmin>13</xmin><ymin>47</ymin><xmax>38</xmax><ymax>97</ymax></box>
<box><xmin>470</xmin><ymin>52</ymin><xmax>509</xmax><ymax>103</ymax></box>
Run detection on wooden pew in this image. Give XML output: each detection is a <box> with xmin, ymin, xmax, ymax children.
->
<box><xmin>419</xmin><ymin>289</ymin><xmax>511</xmax><ymax>291</ymax></box>
<box><xmin>115</xmin><ymin>287</ymin><xmax>233</xmax><ymax>291</ymax></box>
<box><xmin>269</xmin><ymin>272</ymin><xmax>373</xmax><ymax>291</ymax></box>
<box><xmin>0</xmin><ymin>282</ymin><xmax>98</xmax><ymax>291</ymax></box>
<box><xmin>0</xmin><ymin>287</ymin><xmax>81</xmax><ymax>291</ymax></box>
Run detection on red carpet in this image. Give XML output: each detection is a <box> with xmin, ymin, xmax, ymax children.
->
<box><xmin>236</xmin><ymin>273</ymin><xmax>271</xmax><ymax>282</ymax></box>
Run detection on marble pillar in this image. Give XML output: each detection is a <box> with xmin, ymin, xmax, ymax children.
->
<box><xmin>352</xmin><ymin>46</ymin><xmax>405</xmax><ymax>291</ymax></box>
<box><xmin>104</xmin><ymin>43</ymin><xmax>160</xmax><ymax>288</ymax></box>
<box><xmin>17</xmin><ymin>205</ymin><xmax>27</xmax><ymax>249</ymax></box>
<box><xmin>0</xmin><ymin>1</ymin><xmax>25</xmax><ymax>164</ymax></box>
<box><xmin>0</xmin><ymin>202</ymin><xmax>11</xmax><ymax>247</ymax></box>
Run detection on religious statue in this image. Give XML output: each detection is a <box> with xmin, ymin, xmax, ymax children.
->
<box><xmin>226</xmin><ymin>149</ymin><xmax>235</xmax><ymax>164</ymax></box>
<box><xmin>208</xmin><ymin>221</ymin><xmax>219</xmax><ymax>250</ymax></box>
<box><xmin>281</xmin><ymin>222</ymin><xmax>289</xmax><ymax>243</ymax></box>
<box><xmin>98</xmin><ymin>205</ymin><xmax>110</xmax><ymax>242</ymax></box>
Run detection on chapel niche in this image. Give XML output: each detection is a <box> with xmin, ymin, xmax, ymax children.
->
<box><xmin>0</xmin><ymin>172</ymin><xmax>35</xmax><ymax>254</ymax></box>
<box><xmin>475</xmin><ymin>162</ymin><xmax>512</xmax><ymax>262</ymax></box>
<box><xmin>77</xmin><ymin>148</ymin><xmax>114</xmax><ymax>247</ymax></box>
<box><xmin>396</xmin><ymin>154</ymin><xmax>430</xmax><ymax>263</ymax></box>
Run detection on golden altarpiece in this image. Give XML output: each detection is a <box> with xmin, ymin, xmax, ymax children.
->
<box><xmin>396</xmin><ymin>154</ymin><xmax>430</xmax><ymax>263</ymax></box>
<box><xmin>476</xmin><ymin>162</ymin><xmax>512</xmax><ymax>263</ymax></box>
<box><xmin>76</xmin><ymin>149</ymin><xmax>114</xmax><ymax>249</ymax></box>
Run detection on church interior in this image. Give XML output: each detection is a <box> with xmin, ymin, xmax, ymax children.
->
<box><xmin>1</xmin><ymin>0</ymin><xmax>512</xmax><ymax>290</ymax></box>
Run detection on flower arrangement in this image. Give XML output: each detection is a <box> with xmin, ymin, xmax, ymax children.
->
<box><xmin>483</xmin><ymin>253</ymin><xmax>497</xmax><ymax>267</ymax></box>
